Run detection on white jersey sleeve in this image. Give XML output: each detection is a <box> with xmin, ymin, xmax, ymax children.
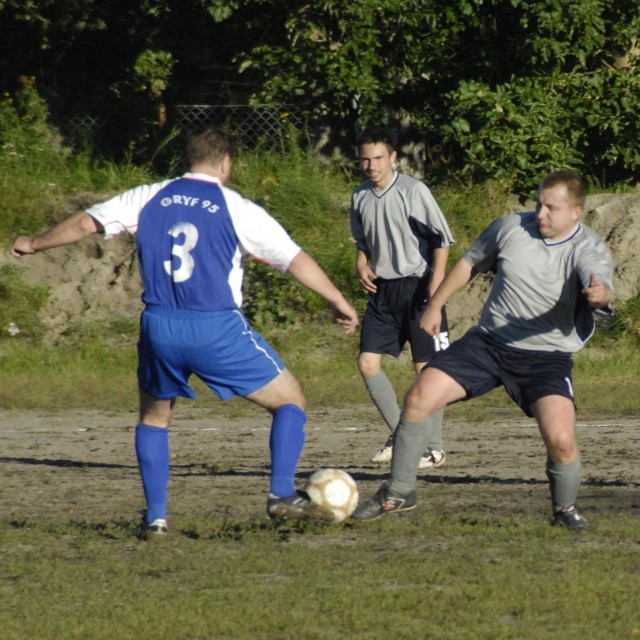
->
<box><xmin>86</xmin><ymin>180</ymin><xmax>174</xmax><ymax>239</ymax></box>
<box><xmin>221</xmin><ymin>185</ymin><xmax>301</xmax><ymax>272</ymax></box>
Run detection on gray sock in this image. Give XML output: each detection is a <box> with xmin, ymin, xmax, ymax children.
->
<box><xmin>364</xmin><ymin>371</ymin><xmax>401</xmax><ymax>433</ymax></box>
<box><xmin>546</xmin><ymin>456</ymin><xmax>581</xmax><ymax>512</ymax></box>
<box><xmin>426</xmin><ymin>408</ymin><xmax>444</xmax><ymax>451</ymax></box>
<box><xmin>389</xmin><ymin>416</ymin><xmax>434</xmax><ymax>495</ymax></box>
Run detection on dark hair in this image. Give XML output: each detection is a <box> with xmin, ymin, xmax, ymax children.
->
<box><xmin>186</xmin><ymin>128</ymin><xmax>236</xmax><ymax>167</ymax></box>
<box><xmin>356</xmin><ymin>128</ymin><xmax>396</xmax><ymax>154</ymax></box>
<box><xmin>538</xmin><ymin>170</ymin><xmax>586</xmax><ymax>208</ymax></box>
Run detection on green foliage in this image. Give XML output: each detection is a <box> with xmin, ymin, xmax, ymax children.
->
<box><xmin>0</xmin><ymin>82</ymin><xmax>153</xmax><ymax>241</ymax></box>
<box><xmin>228</xmin><ymin>0</ymin><xmax>640</xmax><ymax>190</ymax></box>
<box><xmin>0</xmin><ymin>264</ymin><xmax>49</xmax><ymax>343</ymax></box>
<box><xmin>589</xmin><ymin>298</ymin><xmax>640</xmax><ymax>345</ymax></box>
<box><xmin>228</xmin><ymin>138</ymin><xmax>361</xmax><ymax>326</ymax></box>
<box><xmin>132</xmin><ymin>49</ymin><xmax>175</xmax><ymax>95</ymax></box>
<box><xmin>442</xmin><ymin>65</ymin><xmax>640</xmax><ymax>193</ymax></box>
<box><xmin>434</xmin><ymin>179</ymin><xmax>515</xmax><ymax>261</ymax></box>
<box><xmin>2</xmin><ymin>1</ymin><xmax>640</xmax><ymax>187</ymax></box>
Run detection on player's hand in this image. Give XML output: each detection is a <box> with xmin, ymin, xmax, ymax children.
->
<box><xmin>331</xmin><ymin>300</ymin><xmax>359</xmax><ymax>336</ymax></box>
<box><xmin>420</xmin><ymin>304</ymin><xmax>442</xmax><ymax>337</ymax></box>
<box><xmin>582</xmin><ymin>273</ymin><xmax>612</xmax><ymax>309</ymax></box>
<box><xmin>357</xmin><ymin>266</ymin><xmax>378</xmax><ymax>293</ymax></box>
<box><xmin>11</xmin><ymin>236</ymin><xmax>36</xmax><ymax>257</ymax></box>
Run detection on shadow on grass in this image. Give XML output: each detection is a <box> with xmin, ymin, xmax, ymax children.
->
<box><xmin>2</xmin><ymin>457</ymin><xmax>637</xmax><ymax>488</ymax></box>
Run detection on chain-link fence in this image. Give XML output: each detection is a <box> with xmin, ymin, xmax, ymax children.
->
<box><xmin>60</xmin><ymin>104</ymin><xmax>307</xmax><ymax>151</ymax></box>
<box><xmin>173</xmin><ymin>104</ymin><xmax>305</xmax><ymax>148</ymax></box>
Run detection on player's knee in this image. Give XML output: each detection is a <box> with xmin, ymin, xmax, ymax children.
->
<box><xmin>546</xmin><ymin>431</ymin><xmax>578</xmax><ymax>461</ymax></box>
<box><xmin>357</xmin><ymin>353</ymin><xmax>381</xmax><ymax>378</ymax></box>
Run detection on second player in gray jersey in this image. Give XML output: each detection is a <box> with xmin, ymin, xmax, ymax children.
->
<box><xmin>353</xmin><ymin>170</ymin><xmax>615</xmax><ymax>531</ymax></box>
<box><xmin>350</xmin><ymin>128</ymin><xmax>455</xmax><ymax>469</ymax></box>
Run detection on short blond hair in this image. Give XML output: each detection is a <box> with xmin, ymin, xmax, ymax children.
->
<box><xmin>538</xmin><ymin>170</ymin><xmax>586</xmax><ymax>208</ymax></box>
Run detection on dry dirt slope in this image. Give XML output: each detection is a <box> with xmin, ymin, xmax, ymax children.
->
<box><xmin>1</xmin><ymin>191</ymin><xmax>639</xmax><ymax>340</ymax></box>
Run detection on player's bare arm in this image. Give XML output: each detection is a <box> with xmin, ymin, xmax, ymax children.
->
<box><xmin>421</xmin><ymin>258</ymin><xmax>476</xmax><ymax>336</ymax></box>
<box><xmin>287</xmin><ymin>250</ymin><xmax>359</xmax><ymax>335</ymax></box>
<box><xmin>582</xmin><ymin>273</ymin><xmax>614</xmax><ymax>309</ymax></box>
<box><xmin>11</xmin><ymin>212</ymin><xmax>103</xmax><ymax>257</ymax></box>
<box><xmin>427</xmin><ymin>245</ymin><xmax>449</xmax><ymax>299</ymax></box>
<box><xmin>356</xmin><ymin>248</ymin><xmax>377</xmax><ymax>293</ymax></box>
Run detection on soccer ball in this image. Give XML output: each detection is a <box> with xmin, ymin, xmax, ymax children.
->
<box><xmin>304</xmin><ymin>468</ymin><xmax>359</xmax><ymax>523</ymax></box>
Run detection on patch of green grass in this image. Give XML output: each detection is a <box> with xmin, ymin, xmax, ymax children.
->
<box><xmin>1</xmin><ymin>320</ymin><xmax>638</xmax><ymax>421</ymax></box>
<box><xmin>1</xmin><ymin>512</ymin><xmax>639</xmax><ymax>639</ymax></box>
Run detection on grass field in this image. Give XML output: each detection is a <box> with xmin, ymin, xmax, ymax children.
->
<box><xmin>0</xmin><ymin>401</ymin><xmax>638</xmax><ymax>640</ymax></box>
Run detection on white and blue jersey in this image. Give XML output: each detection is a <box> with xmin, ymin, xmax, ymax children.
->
<box><xmin>87</xmin><ymin>172</ymin><xmax>301</xmax><ymax>399</ymax></box>
<box><xmin>88</xmin><ymin>172</ymin><xmax>301</xmax><ymax>310</ymax></box>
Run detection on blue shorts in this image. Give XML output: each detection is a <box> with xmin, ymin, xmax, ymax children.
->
<box><xmin>360</xmin><ymin>276</ymin><xmax>449</xmax><ymax>362</ymax></box>
<box><xmin>137</xmin><ymin>305</ymin><xmax>285</xmax><ymax>400</ymax></box>
<box><xmin>428</xmin><ymin>329</ymin><xmax>575</xmax><ymax>417</ymax></box>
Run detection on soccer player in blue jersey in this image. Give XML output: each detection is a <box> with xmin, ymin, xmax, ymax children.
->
<box><xmin>11</xmin><ymin>128</ymin><xmax>359</xmax><ymax>539</ymax></box>
<box><xmin>352</xmin><ymin>170</ymin><xmax>614</xmax><ymax>531</ymax></box>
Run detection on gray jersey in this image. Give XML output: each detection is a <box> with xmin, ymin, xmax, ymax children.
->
<box><xmin>350</xmin><ymin>172</ymin><xmax>454</xmax><ymax>280</ymax></box>
<box><xmin>464</xmin><ymin>211</ymin><xmax>614</xmax><ymax>353</ymax></box>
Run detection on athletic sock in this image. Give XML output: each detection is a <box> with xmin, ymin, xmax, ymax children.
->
<box><xmin>364</xmin><ymin>371</ymin><xmax>401</xmax><ymax>433</ymax></box>
<box><xmin>135</xmin><ymin>423</ymin><xmax>170</xmax><ymax>523</ymax></box>
<box><xmin>427</xmin><ymin>408</ymin><xmax>445</xmax><ymax>451</ymax></box>
<box><xmin>269</xmin><ymin>403</ymin><xmax>306</xmax><ymax>498</ymax></box>
<box><xmin>389</xmin><ymin>416</ymin><xmax>435</xmax><ymax>495</ymax></box>
<box><xmin>546</xmin><ymin>456</ymin><xmax>581</xmax><ymax>511</ymax></box>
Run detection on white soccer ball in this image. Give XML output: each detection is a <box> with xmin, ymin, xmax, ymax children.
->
<box><xmin>304</xmin><ymin>468</ymin><xmax>359</xmax><ymax>523</ymax></box>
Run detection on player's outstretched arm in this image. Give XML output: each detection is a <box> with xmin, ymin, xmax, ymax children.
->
<box><xmin>11</xmin><ymin>212</ymin><xmax>102</xmax><ymax>257</ymax></box>
<box><xmin>287</xmin><ymin>250</ymin><xmax>359</xmax><ymax>335</ymax></box>
<box><xmin>421</xmin><ymin>257</ymin><xmax>475</xmax><ymax>336</ymax></box>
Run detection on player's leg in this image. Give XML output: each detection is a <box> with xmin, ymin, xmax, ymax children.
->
<box><xmin>531</xmin><ymin>395</ymin><xmax>589</xmax><ymax>531</ymax></box>
<box><xmin>412</xmin><ymin>359</ymin><xmax>446</xmax><ymax>468</ymax></box>
<box><xmin>359</xmin><ymin>280</ymin><xmax>409</xmax><ymax>462</ymax></box>
<box><xmin>359</xmin><ymin>351</ymin><xmax>401</xmax><ymax>462</ymax></box>
<box><xmin>352</xmin><ymin>367</ymin><xmax>465</xmax><ymax>520</ymax></box>
<box><xmin>247</xmin><ymin>370</ymin><xmax>334</xmax><ymax>523</ymax></box>
<box><xmin>246</xmin><ymin>368</ymin><xmax>307</xmax><ymax>498</ymax></box>
<box><xmin>409</xmin><ymin>303</ymin><xmax>451</xmax><ymax>468</ymax></box>
<box><xmin>359</xmin><ymin>351</ymin><xmax>400</xmax><ymax>433</ymax></box>
<box><xmin>134</xmin><ymin>391</ymin><xmax>175</xmax><ymax>539</ymax></box>
<box><xmin>391</xmin><ymin>367</ymin><xmax>465</xmax><ymax>493</ymax></box>
<box><xmin>134</xmin><ymin>306</ymin><xmax>198</xmax><ymax>539</ymax></box>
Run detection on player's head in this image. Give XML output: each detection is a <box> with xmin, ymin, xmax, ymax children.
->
<box><xmin>356</xmin><ymin>128</ymin><xmax>396</xmax><ymax>155</ymax></box>
<box><xmin>538</xmin><ymin>170</ymin><xmax>586</xmax><ymax>209</ymax></box>
<box><xmin>356</xmin><ymin>128</ymin><xmax>397</xmax><ymax>189</ymax></box>
<box><xmin>186</xmin><ymin>128</ymin><xmax>236</xmax><ymax>170</ymax></box>
<box><xmin>535</xmin><ymin>170</ymin><xmax>586</xmax><ymax>240</ymax></box>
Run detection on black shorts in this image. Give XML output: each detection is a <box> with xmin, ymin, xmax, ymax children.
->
<box><xmin>428</xmin><ymin>329</ymin><xmax>575</xmax><ymax>417</ymax></box>
<box><xmin>359</xmin><ymin>276</ymin><xmax>449</xmax><ymax>362</ymax></box>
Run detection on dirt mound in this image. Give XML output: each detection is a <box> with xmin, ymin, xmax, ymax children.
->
<box><xmin>3</xmin><ymin>192</ymin><xmax>640</xmax><ymax>342</ymax></box>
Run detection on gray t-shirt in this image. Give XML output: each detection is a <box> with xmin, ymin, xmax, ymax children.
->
<box><xmin>350</xmin><ymin>172</ymin><xmax>454</xmax><ymax>280</ymax></box>
<box><xmin>464</xmin><ymin>211</ymin><xmax>614</xmax><ymax>353</ymax></box>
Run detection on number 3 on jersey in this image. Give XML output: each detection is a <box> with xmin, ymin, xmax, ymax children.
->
<box><xmin>163</xmin><ymin>222</ymin><xmax>199</xmax><ymax>283</ymax></box>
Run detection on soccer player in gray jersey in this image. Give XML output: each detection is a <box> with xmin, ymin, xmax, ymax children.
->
<box><xmin>351</xmin><ymin>128</ymin><xmax>455</xmax><ymax>469</ymax></box>
<box><xmin>353</xmin><ymin>170</ymin><xmax>614</xmax><ymax>531</ymax></box>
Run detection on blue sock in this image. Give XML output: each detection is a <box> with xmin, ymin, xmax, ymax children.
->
<box><xmin>135</xmin><ymin>423</ymin><xmax>170</xmax><ymax>523</ymax></box>
<box><xmin>269</xmin><ymin>404</ymin><xmax>306</xmax><ymax>498</ymax></box>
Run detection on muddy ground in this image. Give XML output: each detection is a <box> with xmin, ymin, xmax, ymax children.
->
<box><xmin>1</xmin><ymin>405</ymin><xmax>638</xmax><ymax>529</ymax></box>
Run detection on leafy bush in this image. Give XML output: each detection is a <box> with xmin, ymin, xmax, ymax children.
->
<box><xmin>442</xmin><ymin>67</ymin><xmax>640</xmax><ymax>194</ymax></box>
